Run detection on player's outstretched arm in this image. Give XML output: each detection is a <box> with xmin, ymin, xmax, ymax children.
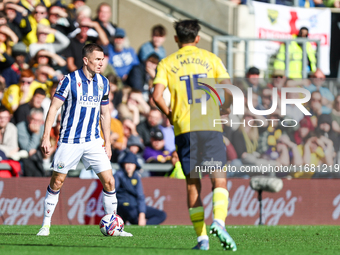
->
<box><xmin>100</xmin><ymin>104</ymin><xmax>112</xmax><ymax>160</ymax></box>
<box><xmin>153</xmin><ymin>83</ymin><xmax>171</xmax><ymax>122</ymax></box>
<box><xmin>41</xmin><ymin>97</ymin><xmax>63</xmax><ymax>156</ymax></box>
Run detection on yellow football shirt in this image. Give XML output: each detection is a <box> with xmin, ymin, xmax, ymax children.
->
<box><xmin>153</xmin><ymin>45</ymin><xmax>230</xmax><ymax>136</ymax></box>
<box><xmin>2</xmin><ymin>81</ymin><xmax>48</xmax><ymax>113</ymax></box>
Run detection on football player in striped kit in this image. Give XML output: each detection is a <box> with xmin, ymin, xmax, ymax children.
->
<box><xmin>37</xmin><ymin>43</ymin><xmax>132</xmax><ymax>237</ymax></box>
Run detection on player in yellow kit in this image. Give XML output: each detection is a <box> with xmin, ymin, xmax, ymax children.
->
<box><xmin>153</xmin><ymin>20</ymin><xmax>237</xmax><ymax>251</ymax></box>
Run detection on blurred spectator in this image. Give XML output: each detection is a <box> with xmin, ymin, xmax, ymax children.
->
<box><xmin>118</xmin><ymin>89</ymin><xmax>150</xmax><ymax>126</ymax></box>
<box><xmin>4</xmin><ymin>2</ymin><xmax>32</xmax><ymax>41</ymax></box>
<box><xmin>48</xmin><ymin>3</ymin><xmax>77</xmax><ymax>36</ymax></box>
<box><xmin>2</xmin><ymin>69</ymin><xmax>47</xmax><ymax>113</ymax></box>
<box><xmin>325</xmin><ymin>0</ymin><xmax>340</xmax><ymax>7</ymax></box>
<box><xmin>107</xmin><ymin>73</ymin><xmax>123</xmax><ymax>110</ymax></box>
<box><xmin>102</xmin><ymin>95</ymin><xmax>125</xmax><ymax>162</ymax></box>
<box><xmin>115</xmin><ymin>151</ymin><xmax>166</xmax><ymax>225</ymax></box>
<box><xmin>331</xmin><ymin>95</ymin><xmax>340</xmax><ymax>134</ymax></box>
<box><xmin>21</xmin><ymin>136</ymin><xmax>56</xmax><ymax>176</ymax></box>
<box><xmin>17</xmin><ymin>108</ymin><xmax>44</xmax><ymax>156</ymax></box>
<box><xmin>29</xmin><ymin>24</ymin><xmax>70</xmax><ymax>58</ymax></box>
<box><xmin>41</xmin><ymin>81</ymin><xmax>59</xmax><ymax>121</ymax></box>
<box><xmin>294</xmin><ymin>135</ymin><xmax>333</xmax><ymax>178</ymax></box>
<box><xmin>138</xmin><ymin>25</ymin><xmax>166</xmax><ymax>62</ymax></box>
<box><xmin>308</xmin><ymin>91</ymin><xmax>323</xmax><ymax>127</ymax></box>
<box><xmin>230</xmin><ymin>111</ymin><xmax>260</xmax><ymax>165</ymax></box>
<box><xmin>0</xmin><ymin>75</ymin><xmax>6</xmax><ymax>100</ymax></box>
<box><xmin>273</xmin><ymin>27</ymin><xmax>316</xmax><ymax>79</ymax></box>
<box><xmin>257</xmin><ymin>87</ymin><xmax>273</xmax><ymax>112</ymax></box>
<box><xmin>293</xmin><ymin>116</ymin><xmax>314</xmax><ymax>145</ymax></box>
<box><xmin>1</xmin><ymin>43</ymin><xmax>28</xmax><ymax>87</ymax></box>
<box><xmin>316</xmin><ymin>114</ymin><xmax>339</xmax><ymax>152</ymax></box>
<box><xmin>299</xmin><ymin>0</ymin><xmax>325</xmax><ymax>7</ymax></box>
<box><xmin>0</xmin><ymin>23</ymin><xmax>19</xmax><ymax>58</ymax></box>
<box><xmin>64</xmin><ymin>17</ymin><xmax>109</xmax><ymax>72</ymax></box>
<box><xmin>143</xmin><ymin>127</ymin><xmax>171</xmax><ymax>164</ymax></box>
<box><xmin>239</xmin><ymin>67</ymin><xmax>265</xmax><ymax>94</ymax></box>
<box><xmin>304</xmin><ymin>69</ymin><xmax>333</xmax><ymax>114</ymax></box>
<box><xmin>95</xmin><ymin>3</ymin><xmax>116</xmax><ymax>39</ymax></box>
<box><xmin>12</xmin><ymin>88</ymin><xmax>46</xmax><ymax>124</ymax></box>
<box><xmin>267</xmin><ymin>69</ymin><xmax>286</xmax><ymax>95</ymax></box>
<box><xmin>34</xmin><ymin>64</ymin><xmax>57</xmax><ymax>90</ymax></box>
<box><xmin>0</xmin><ymin>105</ymin><xmax>19</xmax><ymax>157</ymax></box>
<box><xmin>159</xmin><ymin>114</ymin><xmax>175</xmax><ymax>153</ymax></box>
<box><xmin>23</xmin><ymin>3</ymin><xmax>54</xmax><ymax>46</ymax></box>
<box><xmin>20</xmin><ymin>0</ymin><xmax>51</xmax><ymax>14</ymax></box>
<box><xmin>257</xmin><ymin>110</ymin><xmax>302</xmax><ymax>166</ymax></box>
<box><xmin>118</xmin><ymin>134</ymin><xmax>145</xmax><ymax>167</ymax></box>
<box><xmin>126</xmin><ymin>53</ymin><xmax>160</xmax><ymax>101</ymax></box>
<box><xmin>122</xmin><ymin>118</ymin><xmax>140</xmax><ymax>150</ymax></box>
<box><xmin>108</xmin><ymin>28</ymin><xmax>139</xmax><ymax>81</ymax></box>
<box><xmin>67</xmin><ymin>0</ymin><xmax>86</xmax><ymax>21</ymax></box>
<box><xmin>29</xmin><ymin>49</ymin><xmax>66</xmax><ymax>73</ymax></box>
<box><xmin>137</xmin><ymin>107</ymin><xmax>162</xmax><ymax>146</ymax></box>
<box><xmin>285</xmin><ymin>90</ymin><xmax>305</xmax><ymax>123</ymax></box>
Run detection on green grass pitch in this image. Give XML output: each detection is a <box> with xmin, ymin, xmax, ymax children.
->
<box><xmin>0</xmin><ymin>225</ymin><xmax>339</xmax><ymax>255</ymax></box>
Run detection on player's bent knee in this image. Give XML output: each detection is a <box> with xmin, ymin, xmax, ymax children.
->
<box><xmin>50</xmin><ymin>172</ymin><xmax>66</xmax><ymax>190</ymax></box>
<box><xmin>102</xmin><ymin>175</ymin><xmax>115</xmax><ymax>192</ymax></box>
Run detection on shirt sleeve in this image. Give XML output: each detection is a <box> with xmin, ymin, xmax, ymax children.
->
<box><xmin>153</xmin><ymin>59</ymin><xmax>168</xmax><ymax>88</ymax></box>
<box><xmin>214</xmin><ymin>56</ymin><xmax>230</xmax><ymax>80</ymax></box>
<box><xmin>101</xmin><ymin>77</ymin><xmax>110</xmax><ymax>105</ymax></box>
<box><xmin>54</xmin><ymin>75</ymin><xmax>70</xmax><ymax>101</ymax></box>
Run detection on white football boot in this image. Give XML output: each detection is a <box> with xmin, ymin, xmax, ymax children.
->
<box><xmin>37</xmin><ymin>225</ymin><xmax>50</xmax><ymax>236</ymax></box>
<box><xmin>116</xmin><ymin>230</ymin><xmax>133</xmax><ymax>237</ymax></box>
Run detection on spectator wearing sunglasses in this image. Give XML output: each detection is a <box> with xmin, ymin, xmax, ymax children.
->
<box><xmin>1</xmin><ymin>69</ymin><xmax>47</xmax><ymax>113</ymax></box>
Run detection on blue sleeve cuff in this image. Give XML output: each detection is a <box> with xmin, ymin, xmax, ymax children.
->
<box><xmin>54</xmin><ymin>93</ymin><xmax>66</xmax><ymax>101</ymax></box>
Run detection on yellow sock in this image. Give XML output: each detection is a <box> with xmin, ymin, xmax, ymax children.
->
<box><xmin>212</xmin><ymin>188</ymin><xmax>229</xmax><ymax>223</ymax></box>
<box><xmin>189</xmin><ymin>206</ymin><xmax>207</xmax><ymax>237</ymax></box>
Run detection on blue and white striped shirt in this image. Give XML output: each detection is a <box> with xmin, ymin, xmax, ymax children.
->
<box><xmin>54</xmin><ymin>68</ymin><xmax>110</xmax><ymax>144</ymax></box>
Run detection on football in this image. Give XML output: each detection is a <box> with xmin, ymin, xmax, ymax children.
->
<box><xmin>99</xmin><ymin>214</ymin><xmax>124</xmax><ymax>236</ymax></box>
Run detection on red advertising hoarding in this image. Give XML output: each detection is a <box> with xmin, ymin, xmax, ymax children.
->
<box><xmin>0</xmin><ymin>178</ymin><xmax>339</xmax><ymax>225</ymax></box>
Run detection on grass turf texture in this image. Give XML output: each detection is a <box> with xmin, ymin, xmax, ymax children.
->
<box><xmin>0</xmin><ymin>225</ymin><xmax>339</xmax><ymax>255</ymax></box>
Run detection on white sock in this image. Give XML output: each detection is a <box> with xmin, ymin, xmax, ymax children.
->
<box><xmin>215</xmin><ymin>219</ymin><xmax>225</xmax><ymax>228</ymax></box>
<box><xmin>42</xmin><ymin>185</ymin><xmax>60</xmax><ymax>227</ymax></box>
<box><xmin>102</xmin><ymin>189</ymin><xmax>117</xmax><ymax>214</ymax></box>
<box><xmin>197</xmin><ymin>235</ymin><xmax>209</xmax><ymax>242</ymax></box>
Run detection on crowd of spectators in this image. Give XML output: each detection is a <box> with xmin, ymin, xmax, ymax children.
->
<box><xmin>228</xmin><ymin>0</ymin><xmax>339</xmax><ymax>8</ymax></box>
<box><xmin>229</xmin><ymin>66</ymin><xmax>340</xmax><ymax>178</ymax></box>
<box><xmin>0</xmin><ymin>0</ymin><xmax>337</xmax><ymax>180</ymax></box>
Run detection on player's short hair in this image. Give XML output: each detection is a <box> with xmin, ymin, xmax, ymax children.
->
<box><xmin>174</xmin><ymin>19</ymin><xmax>200</xmax><ymax>44</ymax></box>
<box><xmin>82</xmin><ymin>43</ymin><xmax>104</xmax><ymax>58</ymax></box>
<box><xmin>33</xmin><ymin>88</ymin><xmax>46</xmax><ymax>96</ymax></box>
<box><xmin>152</xmin><ymin>25</ymin><xmax>166</xmax><ymax>37</ymax></box>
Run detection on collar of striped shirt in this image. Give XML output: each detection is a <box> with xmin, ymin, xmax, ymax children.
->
<box><xmin>78</xmin><ymin>67</ymin><xmax>98</xmax><ymax>82</ymax></box>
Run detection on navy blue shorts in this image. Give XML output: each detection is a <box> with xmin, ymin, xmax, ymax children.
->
<box><xmin>175</xmin><ymin>131</ymin><xmax>227</xmax><ymax>176</ymax></box>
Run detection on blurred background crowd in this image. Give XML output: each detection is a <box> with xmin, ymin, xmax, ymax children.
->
<box><xmin>0</xmin><ymin>0</ymin><xmax>338</xmax><ymax>179</ymax></box>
